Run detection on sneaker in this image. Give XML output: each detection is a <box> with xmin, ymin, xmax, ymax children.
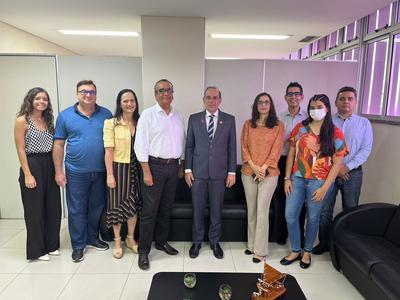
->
<box><xmin>72</xmin><ymin>249</ymin><xmax>84</xmax><ymax>262</ymax></box>
<box><xmin>49</xmin><ymin>249</ymin><xmax>60</xmax><ymax>256</ymax></box>
<box><xmin>87</xmin><ymin>240</ymin><xmax>109</xmax><ymax>251</ymax></box>
<box><xmin>38</xmin><ymin>254</ymin><xmax>50</xmax><ymax>261</ymax></box>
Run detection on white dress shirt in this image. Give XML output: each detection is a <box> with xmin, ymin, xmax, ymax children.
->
<box><xmin>206</xmin><ymin>109</ymin><xmax>219</xmax><ymax>138</ymax></box>
<box><xmin>134</xmin><ymin>103</ymin><xmax>185</xmax><ymax>162</ymax></box>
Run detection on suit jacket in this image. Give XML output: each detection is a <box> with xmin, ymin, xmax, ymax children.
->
<box><xmin>185</xmin><ymin>110</ymin><xmax>237</xmax><ymax>180</ymax></box>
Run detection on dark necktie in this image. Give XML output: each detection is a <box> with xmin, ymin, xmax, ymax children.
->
<box><xmin>208</xmin><ymin>115</ymin><xmax>214</xmax><ymax>140</ymax></box>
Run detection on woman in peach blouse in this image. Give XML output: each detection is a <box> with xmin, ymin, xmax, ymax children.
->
<box><xmin>241</xmin><ymin>92</ymin><xmax>284</xmax><ymax>263</ymax></box>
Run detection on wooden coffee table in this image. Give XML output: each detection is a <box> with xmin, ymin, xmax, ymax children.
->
<box><xmin>147</xmin><ymin>272</ymin><xmax>306</xmax><ymax>300</ymax></box>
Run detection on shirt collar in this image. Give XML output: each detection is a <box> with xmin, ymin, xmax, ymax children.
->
<box><xmin>284</xmin><ymin>108</ymin><xmax>306</xmax><ymax>117</ymax></box>
<box><xmin>206</xmin><ymin>110</ymin><xmax>219</xmax><ymax>118</ymax></box>
<box><xmin>336</xmin><ymin>112</ymin><xmax>354</xmax><ymax>120</ymax></box>
<box><xmin>155</xmin><ymin>102</ymin><xmax>174</xmax><ymax>115</ymax></box>
<box><xmin>73</xmin><ymin>102</ymin><xmax>99</xmax><ymax>115</ymax></box>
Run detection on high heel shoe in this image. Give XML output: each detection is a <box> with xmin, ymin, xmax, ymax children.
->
<box><xmin>113</xmin><ymin>237</ymin><xmax>123</xmax><ymax>259</ymax></box>
<box><xmin>125</xmin><ymin>235</ymin><xmax>138</xmax><ymax>254</ymax></box>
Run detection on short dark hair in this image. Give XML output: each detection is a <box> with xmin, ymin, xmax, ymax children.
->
<box><xmin>203</xmin><ymin>86</ymin><xmax>221</xmax><ymax>99</ymax></box>
<box><xmin>250</xmin><ymin>92</ymin><xmax>278</xmax><ymax>129</ymax></box>
<box><xmin>286</xmin><ymin>82</ymin><xmax>303</xmax><ymax>95</ymax></box>
<box><xmin>154</xmin><ymin>79</ymin><xmax>173</xmax><ymax>93</ymax></box>
<box><xmin>77</xmin><ymin>80</ymin><xmax>96</xmax><ymax>92</ymax></box>
<box><xmin>336</xmin><ymin>86</ymin><xmax>357</xmax><ymax>101</ymax></box>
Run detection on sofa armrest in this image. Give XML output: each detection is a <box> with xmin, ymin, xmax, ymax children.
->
<box><xmin>332</xmin><ymin>203</ymin><xmax>397</xmax><ymax>236</ymax></box>
<box><xmin>329</xmin><ymin>203</ymin><xmax>397</xmax><ymax>271</ymax></box>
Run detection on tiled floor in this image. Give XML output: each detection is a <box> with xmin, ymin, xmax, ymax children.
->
<box><xmin>0</xmin><ymin>219</ymin><xmax>364</xmax><ymax>300</ymax></box>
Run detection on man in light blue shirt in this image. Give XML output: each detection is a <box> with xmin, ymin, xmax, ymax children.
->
<box><xmin>313</xmin><ymin>86</ymin><xmax>373</xmax><ymax>255</ymax></box>
<box><xmin>272</xmin><ymin>82</ymin><xmax>308</xmax><ymax>245</ymax></box>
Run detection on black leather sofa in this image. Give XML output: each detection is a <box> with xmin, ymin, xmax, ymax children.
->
<box><xmin>330</xmin><ymin>203</ymin><xmax>400</xmax><ymax>300</ymax></box>
<box><xmin>101</xmin><ymin>165</ymin><xmax>282</xmax><ymax>243</ymax></box>
<box><xmin>169</xmin><ymin>165</ymin><xmax>247</xmax><ymax>241</ymax></box>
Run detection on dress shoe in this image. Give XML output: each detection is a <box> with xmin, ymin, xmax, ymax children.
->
<box><xmin>210</xmin><ymin>243</ymin><xmax>224</xmax><ymax>259</ymax></box>
<box><xmin>280</xmin><ymin>253</ymin><xmax>301</xmax><ymax>265</ymax></box>
<box><xmin>155</xmin><ymin>242</ymin><xmax>179</xmax><ymax>255</ymax></box>
<box><xmin>300</xmin><ymin>256</ymin><xmax>311</xmax><ymax>269</ymax></box>
<box><xmin>189</xmin><ymin>243</ymin><xmax>201</xmax><ymax>258</ymax></box>
<box><xmin>244</xmin><ymin>249</ymin><xmax>253</xmax><ymax>255</ymax></box>
<box><xmin>312</xmin><ymin>243</ymin><xmax>329</xmax><ymax>255</ymax></box>
<box><xmin>87</xmin><ymin>239</ymin><xmax>109</xmax><ymax>251</ymax></box>
<box><xmin>138</xmin><ymin>254</ymin><xmax>149</xmax><ymax>270</ymax></box>
<box><xmin>72</xmin><ymin>249</ymin><xmax>84</xmax><ymax>263</ymax></box>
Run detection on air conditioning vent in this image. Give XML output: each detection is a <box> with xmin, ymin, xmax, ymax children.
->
<box><xmin>298</xmin><ymin>36</ymin><xmax>319</xmax><ymax>43</ymax></box>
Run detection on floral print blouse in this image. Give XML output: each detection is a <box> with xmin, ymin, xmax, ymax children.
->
<box><xmin>289</xmin><ymin>123</ymin><xmax>348</xmax><ymax>180</ymax></box>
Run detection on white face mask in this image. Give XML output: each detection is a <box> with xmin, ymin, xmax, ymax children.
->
<box><xmin>309</xmin><ymin>108</ymin><xmax>327</xmax><ymax>121</ymax></box>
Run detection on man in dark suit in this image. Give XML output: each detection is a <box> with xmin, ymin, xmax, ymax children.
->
<box><xmin>185</xmin><ymin>86</ymin><xmax>237</xmax><ymax>259</ymax></box>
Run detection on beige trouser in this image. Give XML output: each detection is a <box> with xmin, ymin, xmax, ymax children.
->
<box><xmin>242</xmin><ymin>174</ymin><xmax>278</xmax><ymax>257</ymax></box>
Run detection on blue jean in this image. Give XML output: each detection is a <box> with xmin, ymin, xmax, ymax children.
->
<box><xmin>319</xmin><ymin>168</ymin><xmax>363</xmax><ymax>245</ymax></box>
<box><xmin>285</xmin><ymin>176</ymin><xmax>331</xmax><ymax>253</ymax></box>
<box><xmin>66</xmin><ymin>169</ymin><xmax>107</xmax><ymax>250</ymax></box>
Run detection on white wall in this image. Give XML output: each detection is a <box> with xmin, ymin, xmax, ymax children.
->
<box><xmin>264</xmin><ymin>60</ymin><xmax>359</xmax><ymax>114</ymax></box>
<box><xmin>205</xmin><ymin>59</ymin><xmax>358</xmax><ymax>163</ymax></box>
<box><xmin>57</xmin><ymin>56</ymin><xmax>142</xmax><ymax>112</ymax></box>
<box><xmin>361</xmin><ymin>122</ymin><xmax>400</xmax><ymax>205</ymax></box>
<box><xmin>0</xmin><ymin>55</ymin><xmax>58</xmax><ymax>218</ymax></box>
<box><xmin>141</xmin><ymin>16</ymin><xmax>205</xmax><ymax>120</ymax></box>
<box><xmin>0</xmin><ymin>21</ymin><xmax>75</xmax><ymax>55</ymax></box>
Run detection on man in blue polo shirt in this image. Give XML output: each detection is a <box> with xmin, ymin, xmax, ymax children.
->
<box><xmin>53</xmin><ymin>80</ymin><xmax>112</xmax><ymax>262</ymax></box>
<box><xmin>313</xmin><ymin>86</ymin><xmax>373</xmax><ymax>255</ymax></box>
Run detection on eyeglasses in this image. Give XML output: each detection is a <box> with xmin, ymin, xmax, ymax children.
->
<box><xmin>286</xmin><ymin>92</ymin><xmax>302</xmax><ymax>97</ymax></box>
<box><xmin>156</xmin><ymin>88</ymin><xmax>174</xmax><ymax>94</ymax></box>
<box><xmin>78</xmin><ymin>90</ymin><xmax>97</xmax><ymax>96</ymax></box>
<box><xmin>257</xmin><ymin>100</ymin><xmax>270</xmax><ymax>105</ymax></box>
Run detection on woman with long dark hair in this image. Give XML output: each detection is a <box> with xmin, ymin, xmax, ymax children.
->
<box><xmin>14</xmin><ymin>87</ymin><xmax>61</xmax><ymax>261</ymax></box>
<box><xmin>280</xmin><ymin>94</ymin><xmax>347</xmax><ymax>269</ymax></box>
<box><xmin>103</xmin><ymin>89</ymin><xmax>141</xmax><ymax>259</ymax></box>
<box><xmin>241</xmin><ymin>92</ymin><xmax>284</xmax><ymax>263</ymax></box>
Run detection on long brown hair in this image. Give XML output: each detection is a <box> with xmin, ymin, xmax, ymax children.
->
<box><xmin>17</xmin><ymin>87</ymin><xmax>55</xmax><ymax>133</ymax></box>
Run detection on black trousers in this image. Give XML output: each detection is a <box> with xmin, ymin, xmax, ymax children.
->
<box><xmin>19</xmin><ymin>153</ymin><xmax>61</xmax><ymax>259</ymax></box>
<box><xmin>270</xmin><ymin>155</ymin><xmax>306</xmax><ymax>244</ymax></box>
<box><xmin>138</xmin><ymin>160</ymin><xmax>179</xmax><ymax>255</ymax></box>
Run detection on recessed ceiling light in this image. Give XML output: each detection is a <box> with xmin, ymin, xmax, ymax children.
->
<box><xmin>58</xmin><ymin>30</ymin><xmax>139</xmax><ymax>37</ymax></box>
<box><xmin>211</xmin><ymin>33</ymin><xmax>290</xmax><ymax>40</ymax></box>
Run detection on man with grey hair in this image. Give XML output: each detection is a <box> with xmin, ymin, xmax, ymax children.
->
<box><xmin>185</xmin><ymin>86</ymin><xmax>237</xmax><ymax>259</ymax></box>
<box><xmin>134</xmin><ymin>79</ymin><xmax>185</xmax><ymax>270</ymax></box>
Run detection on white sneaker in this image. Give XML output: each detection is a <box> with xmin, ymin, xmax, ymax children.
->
<box><xmin>49</xmin><ymin>249</ymin><xmax>60</xmax><ymax>256</ymax></box>
<box><xmin>38</xmin><ymin>254</ymin><xmax>50</xmax><ymax>261</ymax></box>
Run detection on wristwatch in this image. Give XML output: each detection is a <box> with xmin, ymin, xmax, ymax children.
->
<box><xmin>284</xmin><ymin>176</ymin><xmax>291</xmax><ymax>180</ymax></box>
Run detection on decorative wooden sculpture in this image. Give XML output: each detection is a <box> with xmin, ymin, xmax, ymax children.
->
<box><xmin>251</xmin><ymin>263</ymin><xmax>287</xmax><ymax>300</ymax></box>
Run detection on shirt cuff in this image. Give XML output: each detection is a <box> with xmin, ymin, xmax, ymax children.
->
<box><xmin>228</xmin><ymin>172</ymin><xmax>236</xmax><ymax>176</ymax></box>
<box><xmin>185</xmin><ymin>169</ymin><xmax>192</xmax><ymax>173</ymax></box>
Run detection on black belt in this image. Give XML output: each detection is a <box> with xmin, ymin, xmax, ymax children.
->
<box><xmin>149</xmin><ymin>156</ymin><xmax>179</xmax><ymax>165</ymax></box>
<box><xmin>352</xmin><ymin>165</ymin><xmax>362</xmax><ymax>171</ymax></box>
